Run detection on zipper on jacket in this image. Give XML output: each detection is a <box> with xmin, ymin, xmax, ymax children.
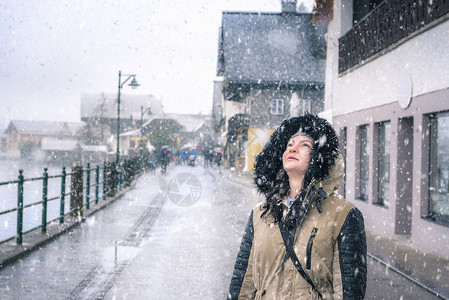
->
<box><xmin>306</xmin><ymin>227</ymin><xmax>318</xmax><ymax>270</ymax></box>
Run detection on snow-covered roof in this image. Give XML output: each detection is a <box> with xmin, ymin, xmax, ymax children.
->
<box><xmin>218</xmin><ymin>11</ymin><xmax>326</xmax><ymax>84</ymax></box>
<box><xmin>141</xmin><ymin>112</ymin><xmax>211</xmax><ymax>134</ymax></box>
<box><xmin>121</xmin><ymin>129</ymin><xmax>141</xmax><ymax>137</ymax></box>
<box><xmin>81</xmin><ymin>93</ymin><xmax>163</xmax><ymax>120</ymax></box>
<box><xmin>41</xmin><ymin>137</ymin><xmax>78</xmax><ymax>151</ymax></box>
<box><xmin>4</xmin><ymin>120</ymin><xmax>85</xmax><ymax>136</ymax></box>
<box><xmin>160</xmin><ymin>113</ymin><xmax>211</xmax><ymax>133</ymax></box>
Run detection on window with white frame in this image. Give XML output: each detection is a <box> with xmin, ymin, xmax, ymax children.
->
<box><xmin>429</xmin><ymin>112</ymin><xmax>449</xmax><ymax>224</ymax></box>
<box><xmin>270</xmin><ymin>99</ymin><xmax>284</xmax><ymax>115</ymax></box>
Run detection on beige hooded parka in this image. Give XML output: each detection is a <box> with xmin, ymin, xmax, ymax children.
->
<box><xmin>228</xmin><ymin>114</ymin><xmax>367</xmax><ymax>300</ymax></box>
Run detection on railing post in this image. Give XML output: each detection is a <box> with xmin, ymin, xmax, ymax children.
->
<box><xmin>122</xmin><ymin>160</ymin><xmax>126</xmax><ymax>188</ymax></box>
<box><xmin>70</xmin><ymin>165</ymin><xmax>84</xmax><ymax>218</ymax></box>
<box><xmin>126</xmin><ymin>158</ymin><xmax>133</xmax><ymax>185</ymax></box>
<box><xmin>108</xmin><ymin>162</ymin><xmax>116</xmax><ymax>197</ymax></box>
<box><xmin>119</xmin><ymin>168</ymin><xmax>123</xmax><ymax>190</ymax></box>
<box><xmin>59</xmin><ymin>167</ymin><xmax>66</xmax><ymax>224</ymax></box>
<box><xmin>123</xmin><ymin>160</ymin><xmax>127</xmax><ymax>185</ymax></box>
<box><xmin>16</xmin><ymin>169</ymin><xmax>24</xmax><ymax>245</ymax></box>
<box><xmin>140</xmin><ymin>152</ymin><xmax>144</xmax><ymax>172</ymax></box>
<box><xmin>119</xmin><ymin>165</ymin><xmax>122</xmax><ymax>190</ymax></box>
<box><xmin>42</xmin><ymin>168</ymin><xmax>48</xmax><ymax>233</ymax></box>
<box><xmin>86</xmin><ymin>163</ymin><xmax>90</xmax><ymax>210</ymax></box>
<box><xmin>95</xmin><ymin>165</ymin><xmax>99</xmax><ymax>204</ymax></box>
<box><xmin>113</xmin><ymin>164</ymin><xmax>120</xmax><ymax>195</ymax></box>
<box><xmin>117</xmin><ymin>166</ymin><xmax>121</xmax><ymax>191</ymax></box>
<box><xmin>103</xmin><ymin>161</ymin><xmax>107</xmax><ymax>200</ymax></box>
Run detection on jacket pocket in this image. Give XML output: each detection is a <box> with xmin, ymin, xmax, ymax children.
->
<box><xmin>306</xmin><ymin>227</ymin><xmax>318</xmax><ymax>270</ymax></box>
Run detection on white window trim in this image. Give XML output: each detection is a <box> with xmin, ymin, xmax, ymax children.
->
<box><xmin>270</xmin><ymin>99</ymin><xmax>284</xmax><ymax>115</ymax></box>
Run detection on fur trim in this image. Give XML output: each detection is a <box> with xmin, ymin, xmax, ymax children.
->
<box><xmin>254</xmin><ymin>112</ymin><xmax>339</xmax><ymax>196</ymax></box>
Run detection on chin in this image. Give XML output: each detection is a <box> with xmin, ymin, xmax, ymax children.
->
<box><xmin>283</xmin><ymin>165</ymin><xmax>298</xmax><ymax>174</ymax></box>
<box><xmin>284</xmin><ymin>165</ymin><xmax>307</xmax><ymax>176</ymax></box>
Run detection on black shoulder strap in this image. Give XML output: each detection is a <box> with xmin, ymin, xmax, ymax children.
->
<box><xmin>279</xmin><ymin>220</ymin><xmax>323</xmax><ymax>299</ymax></box>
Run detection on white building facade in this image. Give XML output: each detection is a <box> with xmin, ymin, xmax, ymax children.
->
<box><xmin>324</xmin><ymin>0</ymin><xmax>449</xmax><ymax>259</ymax></box>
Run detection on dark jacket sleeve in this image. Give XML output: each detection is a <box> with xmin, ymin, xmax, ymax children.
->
<box><xmin>337</xmin><ymin>208</ymin><xmax>367</xmax><ymax>300</ymax></box>
<box><xmin>228</xmin><ymin>210</ymin><xmax>255</xmax><ymax>300</ymax></box>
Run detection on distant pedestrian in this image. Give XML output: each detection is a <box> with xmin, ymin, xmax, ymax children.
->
<box><xmin>148</xmin><ymin>151</ymin><xmax>156</xmax><ymax>174</ymax></box>
<box><xmin>189</xmin><ymin>149</ymin><xmax>197</xmax><ymax>166</ymax></box>
<box><xmin>203</xmin><ymin>148</ymin><xmax>209</xmax><ymax>167</ymax></box>
<box><xmin>215</xmin><ymin>152</ymin><xmax>222</xmax><ymax>167</ymax></box>
<box><xmin>228</xmin><ymin>113</ymin><xmax>367</xmax><ymax>299</ymax></box>
<box><xmin>179</xmin><ymin>151</ymin><xmax>187</xmax><ymax>165</ymax></box>
<box><xmin>208</xmin><ymin>148</ymin><xmax>214</xmax><ymax>165</ymax></box>
<box><xmin>160</xmin><ymin>147</ymin><xmax>169</xmax><ymax>173</ymax></box>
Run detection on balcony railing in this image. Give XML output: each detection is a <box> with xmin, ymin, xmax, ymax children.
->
<box><xmin>339</xmin><ymin>0</ymin><xmax>449</xmax><ymax>74</ymax></box>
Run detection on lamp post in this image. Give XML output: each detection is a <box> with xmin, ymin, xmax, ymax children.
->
<box><xmin>116</xmin><ymin>70</ymin><xmax>139</xmax><ymax>168</ymax></box>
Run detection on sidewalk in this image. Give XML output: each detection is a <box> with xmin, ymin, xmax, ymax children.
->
<box><xmin>0</xmin><ymin>180</ymin><xmax>137</xmax><ymax>270</ymax></box>
<box><xmin>366</xmin><ymin>230</ymin><xmax>449</xmax><ymax>299</ymax></box>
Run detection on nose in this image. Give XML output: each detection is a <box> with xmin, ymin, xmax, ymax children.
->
<box><xmin>288</xmin><ymin>145</ymin><xmax>297</xmax><ymax>153</ymax></box>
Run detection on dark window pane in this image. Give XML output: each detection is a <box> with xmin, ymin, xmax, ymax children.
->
<box><xmin>359</xmin><ymin>125</ymin><xmax>369</xmax><ymax>201</ymax></box>
<box><xmin>377</xmin><ymin>121</ymin><xmax>390</xmax><ymax>207</ymax></box>
<box><xmin>429</xmin><ymin>113</ymin><xmax>449</xmax><ymax>221</ymax></box>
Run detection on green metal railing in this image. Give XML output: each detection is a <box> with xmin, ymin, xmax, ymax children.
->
<box><xmin>0</xmin><ymin>156</ymin><xmax>143</xmax><ymax>246</ymax></box>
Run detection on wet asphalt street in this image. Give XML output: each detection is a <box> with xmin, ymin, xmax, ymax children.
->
<box><xmin>0</xmin><ymin>163</ymin><xmax>442</xmax><ymax>299</ymax></box>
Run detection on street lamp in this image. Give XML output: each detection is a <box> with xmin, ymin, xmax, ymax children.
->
<box><xmin>116</xmin><ymin>70</ymin><xmax>139</xmax><ymax>168</ymax></box>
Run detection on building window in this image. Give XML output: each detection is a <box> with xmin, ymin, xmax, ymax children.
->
<box><xmin>358</xmin><ymin>125</ymin><xmax>369</xmax><ymax>201</ymax></box>
<box><xmin>429</xmin><ymin>112</ymin><xmax>449</xmax><ymax>224</ymax></box>
<box><xmin>270</xmin><ymin>99</ymin><xmax>284</xmax><ymax>115</ymax></box>
<box><xmin>376</xmin><ymin>121</ymin><xmax>390</xmax><ymax>207</ymax></box>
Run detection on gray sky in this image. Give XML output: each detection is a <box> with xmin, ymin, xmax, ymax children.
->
<box><xmin>0</xmin><ymin>0</ymin><xmax>313</xmax><ymax>127</ymax></box>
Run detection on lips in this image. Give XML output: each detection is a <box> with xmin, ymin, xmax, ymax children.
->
<box><xmin>287</xmin><ymin>156</ymin><xmax>298</xmax><ymax>161</ymax></box>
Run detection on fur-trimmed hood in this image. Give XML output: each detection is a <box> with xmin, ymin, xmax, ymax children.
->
<box><xmin>254</xmin><ymin>113</ymin><xmax>340</xmax><ymax>197</ymax></box>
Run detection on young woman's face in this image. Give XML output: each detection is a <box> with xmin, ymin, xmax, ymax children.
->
<box><xmin>282</xmin><ymin>135</ymin><xmax>314</xmax><ymax>177</ymax></box>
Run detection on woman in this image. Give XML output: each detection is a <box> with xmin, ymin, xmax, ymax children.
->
<box><xmin>228</xmin><ymin>113</ymin><xmax>367</xmax><ymax>299</ymax></box>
